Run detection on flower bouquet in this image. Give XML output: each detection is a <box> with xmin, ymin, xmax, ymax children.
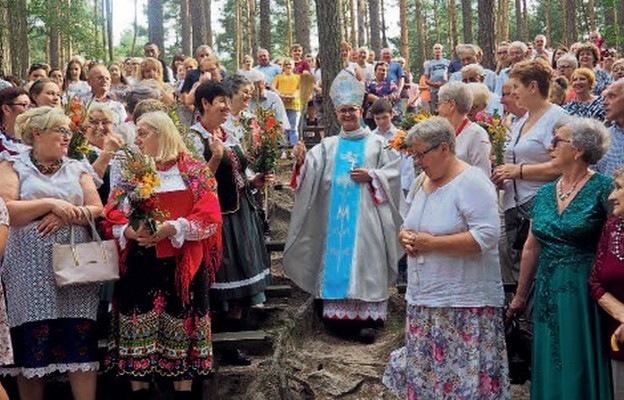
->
<box><xmin>65</xmin><ymin>96</ymin><xmax>92</xmax><ymax>160</ymax></box>
<box><xmin>399</xmin><ymin>109</ymin><xmax>432</xmax><ymax>132</ymax></box>
<box><xmin>385</xmin><ymin>130</ymin><xmax>409</xmax><ymax>154</ymax></box>
<box><xmin>241</xmin><ymin>107</ymin><xmax>285</xmax><ymax>174</ymax></box>
<box><xmin>109</xmin><ymin>148</ymin><xmax>162</xmax><ymax>232</ymax></box>
<box><xmin>475</xmin><ymin>110</ymin><xmax>508</xmax><ymax>166</ymax></box>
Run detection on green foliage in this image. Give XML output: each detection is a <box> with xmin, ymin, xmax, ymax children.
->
<box><xmin>113</xmin><ymin>27</ymin><xmax>149</xmax><ymax>59</ymax></box>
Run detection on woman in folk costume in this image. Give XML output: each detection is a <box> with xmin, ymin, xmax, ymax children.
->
<box><xmin>103</xmin><ymin>111</ymin><xmax>222</xmax><ymax>400</ymax></box>
<box><xmin>284</xmin><ymin>70</ymin><xmax>404</xmax><ymax>343</ymax></box>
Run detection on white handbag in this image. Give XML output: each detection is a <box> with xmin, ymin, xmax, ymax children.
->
<box><xmin>52</xmin><ymin>208</ymin><xmax>120</xmax><ymax>286</ymax></box>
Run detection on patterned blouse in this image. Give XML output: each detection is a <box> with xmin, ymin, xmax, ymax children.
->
<box><xmin>564</xmin><ymin>96</ymin><xmax>606</xmax><ymax>121</ymax></box>
<box><xmin>593</xmin><ymin>68</ymin><xmax>613</xmax><ymax>96</ymax></box>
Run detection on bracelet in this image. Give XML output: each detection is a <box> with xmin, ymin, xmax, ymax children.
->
<box><xmin>519</xmin><ymin>163</ymin><xmax>525</xmax><ymax>180</ymax></box>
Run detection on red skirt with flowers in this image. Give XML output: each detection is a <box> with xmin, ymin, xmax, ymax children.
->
<box><xmin>104</xmin><ymin>242</ymin><xmax>213</xmax><ymax>380</ymax></box>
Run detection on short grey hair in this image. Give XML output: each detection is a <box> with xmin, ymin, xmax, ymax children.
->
<box><xmin>509</xmin><ymin>41</ymin><xmax>528</xmax><ymax>54</ymax></box>
<box><xmin>223</xmin><ymin>74</ymin><xmax>252</xmax><ymax>95</ymax></box>
<box><xmin>461</xmin><ymin>63</ymin><xmax>485</xmax><ymax>77</ymax></box>
<box><xmin>438</xmin><ymin>81</ymin><xmax>473</xmax><ymax>114</ymax></box>
<box><xmin>405</xmin><ymin>116</ymin><xmax>456</xmax><ymax>154</ymax></box>
<box><xmin>457</xmin><ymin>44</ymin><xmax>478</xmax><ymax>56</ymax></box>
<box><xmin>194</xmin><ymin>45</ymin><xmax>214</xmax><ymax>59</ymax></box>
<box><xmin>557</xmin><ymin>54</ymin><xmax>579</xmax><ymax>68</ymax></box>
<box><xmin>554</xmin><ymin>116</ymin><xmax>611</xmax><ymax>164</ymax></box>
<box><xmin>613</xmin><ymin>165</ymin><xmax>624</xmax><ymax>181</ymax></box>
<box><xmin>465</xmin><ymin>82</ymin><xmax>491</xmax><ymax>106</ymax></box>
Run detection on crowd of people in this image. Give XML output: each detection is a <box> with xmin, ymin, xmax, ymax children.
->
<box><xmin>0</xmin><ymin>28</ymin><xmax>622</xmax><ymax>399</ymax></box>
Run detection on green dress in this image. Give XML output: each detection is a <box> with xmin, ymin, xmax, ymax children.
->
<box><xmin>530</xmin><ymin>173</ymin><xmax>613</xmax><ymax>400</ymax></box>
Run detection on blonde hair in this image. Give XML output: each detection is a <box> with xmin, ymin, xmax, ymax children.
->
<box><xmin>139</xmin><ymin>57</ymin><xmax>163</xmax><ymax>82</ymax></box>
<box><xmin>465</xmin><ymin>82</ymin><xmax>491</xmax><ymax>108</ymax></box>
<box><xmin>571</xmin><ymin>67</ymin><xmax>596</xmax><ymax>89</ymax></box>
<box><xmin>15</xmin><ymin>106</ymin><xmax>70</xmax><ymax>146</ymax></box>
<box><xmin>87</xmin><ymin>103</ymin><xmax>114</xmax><ymax>123</ymax></box>
<box><xmin>137</xmin><ymin>111</ymin><xmax>187</xmax><ymax>162</ymax></box>
<box><xmin>182</xmin><ymin>57</ymin><xmax>198</xmax><ymax>70</ymax></box>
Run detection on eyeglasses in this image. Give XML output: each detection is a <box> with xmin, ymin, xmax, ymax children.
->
<box><xmin>52</xmin><ymin>127</ymin><xmax>73</xmax><ymax>138</ymax></box>
<box><xmin>7</xmin><ymin>102</ymin><xmax>30</xmax><ymax>108</ymax></box>
<box><xmin>337</xmin><ymin>107</ymin><xmax>359</xmax><ymax>115</ymax></box>
<box><xmin>89</xmin><ymin>119</ymin><xmax>112</xmax><ymax>127</ymax></box>
<box><xmin>551</xmin><ymin>136</ymin><xmax>571</xmax><ymax>148</ymax></box>
<box><xmin>412</xmin><ymin>143</ymin><xmax>440</xmax><ymax>160</ymax></box>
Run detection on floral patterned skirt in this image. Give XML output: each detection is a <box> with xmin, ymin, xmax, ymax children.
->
<box><xmin>104</xmin><ymin>243</ymin><xmax>213</xmax><ymax>380</ymax></box>
<box><xmin>383</xmin><ymin>305</ymin><xmax>510</xmax><ymax>399</ymax></box>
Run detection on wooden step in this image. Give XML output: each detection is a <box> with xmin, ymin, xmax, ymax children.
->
<box><xmin>212</xmin><ymin>330</ymin><xmax>273</xmax><ymax>350</ymax></box>
<box><xmin>266</xmin><ymin>240</ymin><xmax>285</xmax><ymax>253</ymax></box>
<box><xmin>265</xmin><ymin>284</ymin><xmax>292</xmax><ymax>298</ymax></box>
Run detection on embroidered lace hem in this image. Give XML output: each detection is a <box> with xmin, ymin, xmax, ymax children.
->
<box><xmin>0</xmin><ymin>361</ymin><xmax>99</xmax><ymax>378</ymax></box>
<box><xmin>323</xmin><ymin>299</ymin><xmax>387</xmax><ymax>321</ymax></box>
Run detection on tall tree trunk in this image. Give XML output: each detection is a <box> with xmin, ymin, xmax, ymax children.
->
<box><xmin>616</xmin><ymin>0</ymin><xmax>623</xmax><ymax>51</ymax></box>
<box><xmin>478</xmin><ymin>0</ymin><xmax>496</xmax><ymax>69</ymax></box>
<box><xmin>461</xmin><ymin>0</ymin><xmax>472</xmax><ymax>43</ymax></box>
<box><xmin>293</xmin><ymin>0</ymin><xmax>311</xmax><ymax>52</ymax></box>
<box><xmin>248</xmin><ymin>0</ymin><xmax>258</xmax><ymax>55</ymax></box>
<box><xmin>131</xmin><ymin>0</ymin><xmax>138</xmax><ymax>56</ymax></box>
<box><xmin>544</xmin><ymin>0</ymin><xmax>550</xmax><ymax>44</ymax></box>
<box><xmin>357</xmin><ymin>0</ymin><xmax>366</xmax><ymax>46</ymax></box>
<box><xmin>496</xmin><ymin>0</ymin><xmax>509</xmax><ymax>42</ymax></box>
<box><xmin>190</xmin><ymin>0</ymin><xmax>207</xmax><ymax>51</ymax></box>
<box><xmin>521</xmin><ymin>0</ymin><xmax>528</xmax><ymax>41</ymax></box>
<box><xmin>562</xmin><ymin>0</ymin><xmax>576</xmax><ymax>46</ymax></box>
<box><xmin>414</xmin><ymin>0</ymin><xmax>427</xmax><ymax>74</ymax></box>
<box><xmin>380</xmin><ymin>0</ymin><xmax>388</xmax><ymax>47</ymax></box>
<box><xmin>93</xmin><ymin>0</ymin><xmax>99</xmax><ymax>53</ymax></box>
<box><xmin>101</xmin><ymin>0</ymin><xmax>107</xmax><ymax>54</ymax></box>
<box><xmin>236</xmin><ymin>0</ymin><xmax>242</xmax><ymax>67</ymax></box>
<box><xmin>106</xmin><ymin>0</ymin><xmax>114</xmax><ymax>61</ymax></box>
<box><xmin>349</xmin><ymin>0</ymin><xmax>357</xmax><ymax>47</ymax></box>
<box><xmin>587</xmin><ymin>0</ymin><xmax>595</xmax><ymax>31</ymax></box>
<box><xmin>180</xmin><ymin>0</ymin><xmax>192</xmax><ymax>56</ymax></box>
<box><xmin>0</xmin><ymin>0</ymin><xmax>9</xmax><ymax>77</ymax></box>
<box><xmin>259</xmin><ymin>0</ymin><xmax>271</xmax><ymax>50</ymax></box>
<box><xmin>147</xmin><ymin>0</ymin><xmax>164</xmax><ymax>52</ymax></box>
<box><xmin>285</xmin><ymin>0</ymin><xmax>293</xmax><ymax>49</ymax></box>
<box><xmin>399</xmin><ymin>0</ymin><xmax>409</xmax><ymax>63</ymax></box>
<box><xmin>448</xmin><ymin>0</ymin><xmax>458</xmax><ymax>52</ymax></box>
<box><xmin>204</xmin><ymin>0</ymin><xmax>213</xmax><ymax>47</ymax></box>
<box><xmin>368</xmin><ymin>0</ymin><xmax>381</xmax><ymax>55</ymax></box>
<box><xmin>49</xmin><ymin>0</ymin><xmax>62</xmax><ymax>68</ymax></box>
<box><xmin>314</xmin><ymin>0</ymin><xmax>342</xmax><ymax>133</ymax></box>
<box><xmin>433</xmin><ymin>0</ymin><xmax>441</xmax><ymax>43</ymax></box>
<box><xmin>514</xmin><ymin>0</ymin><xmax>521</xmax><ymax>40</ymax></box>
<box><xmin>7</xmin><ymin>0</ymin><xmax>28</xmax><ymax>78</ymax></box>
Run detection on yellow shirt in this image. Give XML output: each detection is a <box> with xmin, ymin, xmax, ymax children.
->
<box><xmin>274</xmin><ymin>73</ymin><xmax>301</xmax><ymax>110</ymax></box>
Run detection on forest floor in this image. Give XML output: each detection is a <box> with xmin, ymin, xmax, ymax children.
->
<box><xmin>210</xmin><ymin>159</ymin><xmax>531</xmax><ymax>399</ymax></box>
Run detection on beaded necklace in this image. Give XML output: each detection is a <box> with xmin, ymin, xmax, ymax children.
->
<box><xmin>612</xmin><ymin>219</ymin><xmax>624</xmax><ymax>262</ymax></box>
<box><xmin>29</xmin><ymin>153</ymin><xmax>63</xmax><ymax>175</ymax></box>
<box><xmin>557</xmin><ymin>171</ymin><xmax>589</xmax><ymax>201</ymax></box>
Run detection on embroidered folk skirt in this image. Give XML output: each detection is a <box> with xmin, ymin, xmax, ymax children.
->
<box><xmin>0</xmin><ymin>223</ymin><xmax>100</xmax><ymax>378</ymax></box>
<box><xmin>210</xmin><ymin>194</ymin><xmax>270</xmax><ymax>311</ymax></box>
<box><xmin>104</xmin><ymin>243</ymin><xmax>213</xmax><ymax>380</ymax></box>
<box><xmin>383</xmin><ymin>305</ymin><xmax>510</xmax><ymax>399</ymax></box>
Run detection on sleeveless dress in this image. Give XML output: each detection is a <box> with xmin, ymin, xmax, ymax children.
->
<box><xmin>0</xmin><ymin>151</ymin><xmax>100</xmax><ymax>378</ymax></box>
<box><xmin>530</xmin><ymin>173</ymin><xmax>613</xmax><ymax>399</ymax></box>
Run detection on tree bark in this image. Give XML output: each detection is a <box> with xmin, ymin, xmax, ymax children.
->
<box><xmin>514</xmin><ymin>0</ymin><xmax>521</xmax><ymax>40</ymax></box>
<box><xmin>180</xmin><ymin>0</ymin><xmax>192</xmax><ymax>56</ymax></box>
<box><xmin>204</xmin><ymin>0</ymin><xmax>213</xmax><ymax>47</ymax></box>
<box><xmin>399</xmin><ymin>0</ymin><xmax>409</xmax><ymax>63</ymax></box>
<box><xmin>248</xmin><ymin>0</ymin><xmax>258</xmax><ymax>56</ymax></box>
<box><xmin>349</xmin><ymin>0</ymin><xmax>357</xmax><ymax>47</ymax></box>
<box><xmin>190</xmin><ymin>0</ymin><xmax>207</xmax><ymax>51</ymax></box>
<box><xmin>414</xmin><ymin>0</ymin><xmax>427</xmax><ymax>74</ymax></box>
<box><xmin>461</xmin><ymin>0</ymin><xmax>472</xmax><ymax>44</ymax></box>
<box><xmin>314</xmin><ymin>0</ymin><xmax>342</xmax><ymax>133</ymax></box>
<box><xmin>236</xmin><ymin>0</ymin><xmax>242</xmax><ymax>67</ymax></box>
<box><xmin>285</xmin><ymin>0</ymin><xmax>293</xmax><ymax>50</ymax></box>
<box><xmin>433</xmin><ymin>0</ymin><xmax>441</xmax><ymax>43</ymax></box>
<box><xmin>562</xmin><ymin>0</ymin><xmax>576</xmax><ymax>46</ymax></box>
<box><xmin>478</xmin><ymin>0</ymin><xmax>496</xmax><ymax>69</ymax></box>
<box><xmin>293</xmin><ymin>0</ymin><xmax>311</xmax><ymax>52</ymax></box>
<box><xmin>259</xmin><ymin>0</ymin><xmax>271</xmax><ymax>50</ymax></box>
<box><xmin>368</xmin><ymin>0</ymin><xmax>381</xmax><ymax>55</ymax></box>
<box><xmin>0</xmin><ymin>0</ymin><xmax>8</xmax><ymax>77</ymax></box>
<box><xmin>357</xmin><ymin>0</ymin><xmax>366</xmax><ymax>46</ymax></box>
<box><xmin>380</xmin><ymin>0</ymin><xmax>388</xmax><ymax>47</ymax></box>
<box><xmin>147</xmin><ymin>0</ymin><xmax>165</xmax><ymax>53</ymax></box>
<box><xmin>7</xmin><ymin>0</ymin><xmax>28</xmax><ymax>78</ymax></box>
<box><xmin>106</xmin><ymin>0</ymin><xmax>114</xmax><ymax>61</ymax></box>
<box><xmin>49</xmin><ymin>0</ymin><xmax>62</xmax><ymax>68</ymax></box>
<box><xmin>448</xmin><ymin>0</ymin><xmax>458</xmax><ymax>52</ymax></box>
<box><xmin>544</xmin><ymin>0</ymin><xmax>550</xmax><ymax>44</ymax></box>
<box><xmin>496</xmin><ymin>0</ymin><xmax>509</xmax><ymax>42</ymax></box>
<box><xmin>521</xmin><ymin>0</ymin><xmax>528</xmax><ymax>41</ymax></box>
<box><xmin>587</xmin><ymin>0</ymin><xmax>595</xmax><ymax>31</ymax></box>
<box><xmin>131</xmin><ymin>0</ymin><xmax>138</xmax><ymax>56</ymax></box>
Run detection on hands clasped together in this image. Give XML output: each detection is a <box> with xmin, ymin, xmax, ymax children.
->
<box><xmin>398</xmin><ymin>229</ymin><xmax>434</xmax><ymax>257</ymax></box>
<box><xmin>38</xmin><ymin>200</ymin><xmax>87</xmax><ymax>236</ymax></box>
<box><xmin>124</xmin><ymin>222</ymin><xmax>177</xmax><ymax>248</ymax></box>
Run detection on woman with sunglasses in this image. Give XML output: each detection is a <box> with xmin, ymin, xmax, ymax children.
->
<box><xmin>0</xmin><ymin>87</ymin><xmax>31</xmax><ymax>155</ymax></box>
<box><xmin>601</xmin><ymin>48</ymin><xmax>618</xmax><ymax>76</ymax></box>
<box><xmin>508</xmin><ymin>117</ymin><xmax>612</xmax><ymax>399</ymax></box>
<box><xmin>0</xmin><ymin>106</ymin><xmax>103</xmax><ymax>400</ymax></box>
